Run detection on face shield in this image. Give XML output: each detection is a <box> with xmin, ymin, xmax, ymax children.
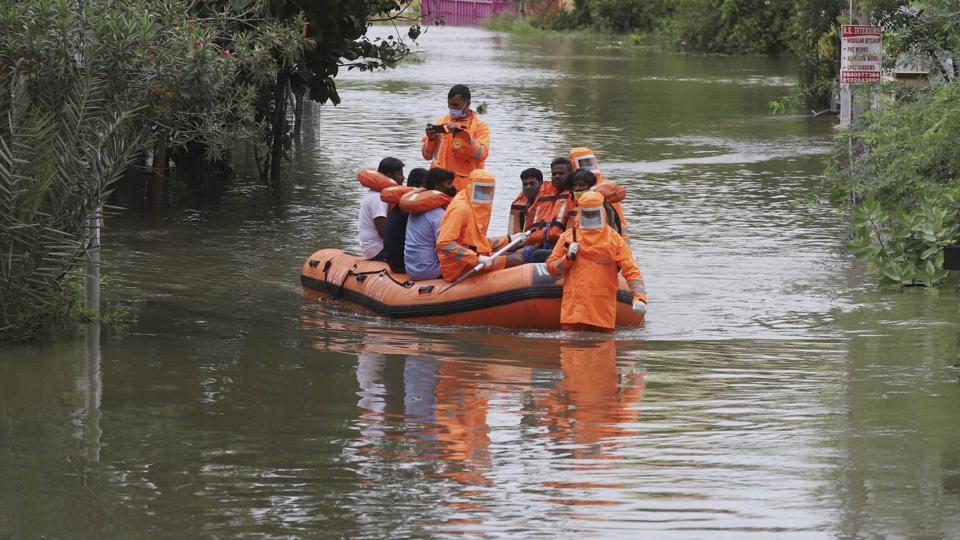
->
<box><xmin>579</xmin><ymin>206</ymin><xmax>604</xmax><ymax>230</ymax></box>
<box><xmin>576</xmin><ymin>155</ymin><xmax>599</xmax><ymax>173</ymax></box>
<box><xmin>471</xmin><ymin>182</ymin><xmax>495</xmax><ymax>205</ymax></box>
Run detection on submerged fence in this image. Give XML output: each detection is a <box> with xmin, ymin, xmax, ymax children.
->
<box><xmin>420</xmin><ymin>0</ymin><xmax>515</xmax><ymax>26</ymax></box>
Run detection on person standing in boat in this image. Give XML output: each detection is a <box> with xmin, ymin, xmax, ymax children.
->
<box><xmin>546</xmin><ymin>191</ymin><xmax>647</xmax><ymax>333</ymax></box>
<box><xmin>437</xmin><ymin>169</ymin><xmax>524</xmax><ymax>282</ymax></box>
<box><xmin>421</xmin><ymin>85</ymin><xmax>489</xmax><ymax>192</ymax></box>
<box><xmin>358</xmin><ymin>157</ymin><xmax>405</xmax><ymax>261</ymax></box>
<box><xmin>403</xmin><ymin>168</ymin><xmax>457</xmax><ymax>281</ymax></box>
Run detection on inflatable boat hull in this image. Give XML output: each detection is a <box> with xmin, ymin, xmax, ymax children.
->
<box><xmin>300</xmin><ymin>249</ymin><xmax>645</xmax><ymax>329</ymax></box>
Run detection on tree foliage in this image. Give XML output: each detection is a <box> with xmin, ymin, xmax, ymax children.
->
<box><xmin>868</xmin><ymin>0</ymin><xmax>960</xmax><ymax>82</ymax></box>
<box><xmin>588</xmin><ymin>0</ymin><xmax>668</xmax><ymax>33</ymax></box>
<box><xmin>665</xmin><ymin>0</ymin><xmax>794</xmax><ymax>55</ymax></box>
<box><xmin>0</xmin><ymin>0</ymin><xmax>418</xmax><ymax>341</ymax></box>
<box><xmin>0</xmin><ymin>76</ymin><xmax>141</xmax><ymax>342</ymax></box>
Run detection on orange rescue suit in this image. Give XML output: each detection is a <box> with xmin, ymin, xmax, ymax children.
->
<box><xmin>546</xmin><ymin>192</ymin><xmax>646</xmax><ymax>330</ymax></box>
<box><xmin>421</xmin><ymin>112</ymin><xmax>490</xmax><ymax>192</ymax></box>
<box><xmin>569</xmin><ymin>147</ymin><xmax>629</xmax><ymax>238</ymax></box>
<box><xmin>436</xmin><ymin>170</ymin><xmax>509</xmax><ymax>281</ymax></box>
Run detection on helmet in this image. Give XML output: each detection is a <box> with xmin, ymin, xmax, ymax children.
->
<box><xmin>569</xmin><ymin>147</ymin><xmax>600</xmax><ymax>174</ymax></box>
<box><xmin>468</xmin><ymin>169</ymin><xmax>495</xmax><ymax>205</ymax></box>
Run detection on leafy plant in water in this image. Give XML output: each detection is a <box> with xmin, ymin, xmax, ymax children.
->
<box><xmin>0</xmin><ymin>76</ymin><xmax>141</xmax><ymax>343</ymax></box>
<box><xmin>830</xmin><ymin>81</ymin><xmax>960</xmax><ymax>288</ymax></box>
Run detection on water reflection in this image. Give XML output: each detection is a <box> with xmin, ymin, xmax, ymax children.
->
<box><xmin>303</xmin><ymin>306</ymin><xmax>647</xmax><ymax>496</ymax></box>
<box><xmin>82</xmin><ymin>321</ymin><xmax>103</xmax><ymax>464</ymax></box>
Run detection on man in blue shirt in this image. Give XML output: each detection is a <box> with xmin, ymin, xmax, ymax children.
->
<box><xmin>404</xmin><ymin>168</ymin><xmax>456</xmax><ymax>280</ymax></box>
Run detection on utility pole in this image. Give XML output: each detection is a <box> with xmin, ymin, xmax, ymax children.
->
<box><xmin>839</xmin><ymin>0</ymin><xmax>870</xmax><ymax>128</ymax></box>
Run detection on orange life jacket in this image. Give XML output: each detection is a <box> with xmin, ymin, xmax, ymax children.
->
<box><xmin>380</xmin><ymin>185</ymin><xmax>416</xmax><ymax>212</ymax></box>
<box><xmin>358</xmin><ymin>168</ymin><xmax>398</xmax><ymax>192</ymax></box>
<box><xmin>508</xmin><ymin>192</ymin><xmax>529</xmax><ymax>235</ymax></box>
<box><xmin>398</xmin><ymin>188</ymin><xmax>452</xmax><ymax>214</ymax></box>
<box><xmin>525</xmin><ymin>181</ymin><xmax>574</xmax><ymax>249</ymax></box>
<box><xmin>592</xmin><ymin>181</ymin><xmax>625</xmax><ymax>203</ymax></box>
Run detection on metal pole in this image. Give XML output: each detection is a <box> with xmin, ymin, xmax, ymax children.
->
<box><xmin>839</xmin><ymin>0</ymin><xmax>855</xmax><ymax>128</ymax></box>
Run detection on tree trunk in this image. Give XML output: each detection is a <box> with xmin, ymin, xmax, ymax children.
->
<box><xmin>153</xmin><ymin>135</ymin><xmax>167</xmax><ymax>177</ymax></box>
<box><xmin>293</xmin><ymin>90</ymin><xmax>304</xmax><ymax>140</ymax></box>
<box><xmin>270</xmin><ymin>71</ymin><xmax>290</xmax><ymax>182</ymax></box>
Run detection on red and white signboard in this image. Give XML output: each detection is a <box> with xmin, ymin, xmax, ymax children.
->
<box><xmin>841</xmin><ymin>25</ymin><xmax>882</xmax><ymax>84</ymax></box>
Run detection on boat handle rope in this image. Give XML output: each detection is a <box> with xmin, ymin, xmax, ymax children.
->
<box><xmin>322</xmin><ymin>260</ymin><xmax>415</xmax><ymax>300</ymax></box>
<box><xmin>382</xmin><ymin>270</ymin><xmax>415</xmax><ymax>289</ymax></box>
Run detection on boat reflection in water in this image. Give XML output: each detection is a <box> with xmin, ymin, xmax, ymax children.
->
<box><xmin>301</xmin><ymin>303</ymin><xmax>646</xmax><ymax>500</ymax></box>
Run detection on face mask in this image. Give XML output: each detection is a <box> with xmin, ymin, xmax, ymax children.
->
<box><xmin>577</xmin><ymin>156</ymin><xmax>599</xmax><ymax>173</ymax></box>
<box><xmin>579</xmin><ymin>208</ymin><xmax>604</xmax><ymax>230</ymax></box>
<box><xmin>573</xmin><ymin>190</ymin><xmax>588</xmax><ymax>201</ymax></box>
<box><xmin>449</xmin><ymin>107</ymin><xmax>467</xmax><ymax>119</ymax></box>
<box><xmin>471</xmin><ymin>182</ymin><xmax>495</xmax><ymax>204</ymax></box>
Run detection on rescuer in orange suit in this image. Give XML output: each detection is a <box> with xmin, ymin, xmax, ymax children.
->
<box><xmin>436</xmin><ymin>169</ymin><xmax>524</xmax><ymax>282</ymax></box>
<box><xmin>568</xmin><ymin>147</ymin><xmax>629</xmax><ymax>237</ymax></box>
<box><xmin>546</xmin><ymin>191</ymin><xmax>647</xmax><ymax>332</ymax></box>
<box><xmin>421</xmin><ymin>85</ymin><xmax>490</xmax><ymax>192</ymax></box>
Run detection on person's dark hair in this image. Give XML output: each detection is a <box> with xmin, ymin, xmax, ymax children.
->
<box><xmin>378</xmin><ymin>157</ymin><xmax>404</xmax><ymax>176</ymax></box>
<box><xmin>520</xmin><ymin>167</ymin><xmax>543</xmax><ymax>183</ymax></box>
<box><xmin>571</xmin><ymin>168</ymin><xmax>597</xmax><ymax>188</ymax></box>
<box><xmin>550</xmin><ymin>157</ymin><xmax>573</xmax><ymax>171</ymax></box>
<box><xmin>407</xmin><ymin>167</ymin><xmax>429</xmax><ymax>188</ymax></box>
<box><xmin>425</xmin><ymin>167</ymin><xmax>455</xmax><ymax>191</ymax></box>
<box><xmin>448</xmin><ymin>84</ymin><xmax>471</xmax><ymax>101</ymax></box>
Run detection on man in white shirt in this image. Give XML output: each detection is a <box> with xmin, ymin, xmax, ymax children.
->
<box><xmin>358</xmin><ymin>157</ymin><xmax>405</xmax><ymax>260</ymax></box>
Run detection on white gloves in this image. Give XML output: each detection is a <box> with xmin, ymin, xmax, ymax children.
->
<box><xmin>566</xmin><ymin>242</ymin><xmax>580</xmax><ymax>260</ymax></box>
<box><xmin>632</xmin><ymin>300</ymin><xmax>647</xmax><ymax>314</ymax></box>
<box><xmin>510</xmin><ymin>232</ymin><xmax>528</xmax><ymax>243</ymax></box>
<box><xmin>477</xmin><ymin>255</ymin><xmax>494</xmax><ymax>269</ymax></box>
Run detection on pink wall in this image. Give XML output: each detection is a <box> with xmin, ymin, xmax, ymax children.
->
<box><xmin>421</xmin><ymin>0</ymin><xmax>516</xmax><ymax>26</ymax></box>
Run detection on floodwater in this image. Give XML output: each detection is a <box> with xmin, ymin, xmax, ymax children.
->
<box><xmin>2</xmin><ymin>27</ymin><xmax>960</xmax><ymax>538</ymax></box>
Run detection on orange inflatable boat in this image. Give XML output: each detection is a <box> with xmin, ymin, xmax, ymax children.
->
<box><xmin>300</xmin><ymin>249</ymin><xmax>645</xmax><ymax>329</ymax></box>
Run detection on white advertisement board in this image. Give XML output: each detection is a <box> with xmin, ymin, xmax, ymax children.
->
<box><xmin>841</xmin><ymin>25</ymin><xmax>882</xmax><ymax>84</ymax></box>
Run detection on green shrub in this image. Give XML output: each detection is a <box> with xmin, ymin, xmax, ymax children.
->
<box><xmin>589</xmin><ymin>0</ymin><xmax>668</xmax><ymax>32</ymax></box>
<box><xmin>664</xmin><ymin>0</ymin><xmax>793</xmax><ymax>54</ymax></box>
<box><xmin>830</xmin><ymin>82</ymin><xmax>960</xmax><ymax>287</ymax></box>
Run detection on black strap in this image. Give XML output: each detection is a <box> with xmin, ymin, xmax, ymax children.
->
<box><xmin>605</xmin><ymin>202</ymin><xmax>623</xmax><ymax>235</ymax></box>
